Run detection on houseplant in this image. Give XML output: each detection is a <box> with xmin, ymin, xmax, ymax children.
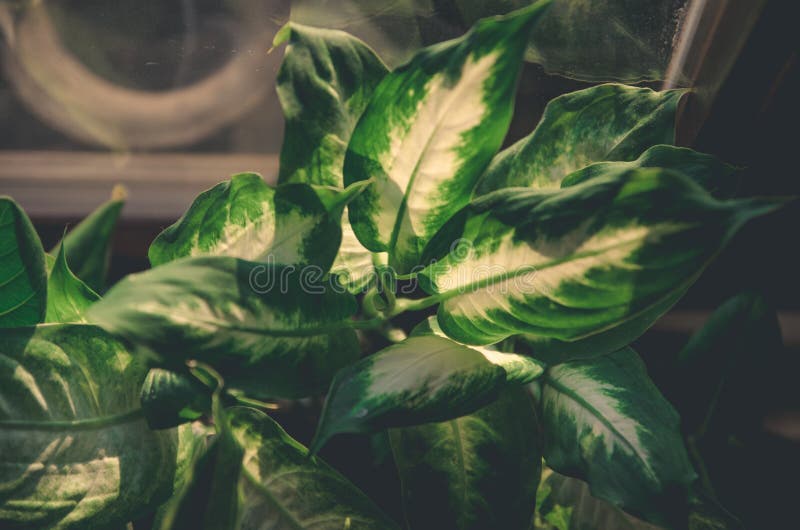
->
<box><xmin>0</xmin><ymin>2</ymin><xmax>790</xmax><ymax>528</ymax></box>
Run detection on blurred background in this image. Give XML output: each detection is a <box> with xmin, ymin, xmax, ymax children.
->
<box><xmin>1</xmin><ymin>1</ymin><xmax>798</xmax><ymax>527</ymax></box>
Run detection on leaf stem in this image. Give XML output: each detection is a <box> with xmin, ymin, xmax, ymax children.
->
<box><xmin>231</xmin><ymin>395</ymin><xmax>280</xmax><ymax>410</ymax></box>
<box><xmin>387</xmin><ymin>294</ymin><xmax>443</xmax><ymax>317</ymax></box>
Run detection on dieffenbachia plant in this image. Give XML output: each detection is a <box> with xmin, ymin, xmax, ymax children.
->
<box><xmin>1</xmin><ymin>2</ymin><xmax>791</xmax><ymax>529</ymax></box>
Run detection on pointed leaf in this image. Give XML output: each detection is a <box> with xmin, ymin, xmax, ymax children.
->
<box><xmin>149</xmin><ymin>174</ymin><xmax>350</xmax><ymax>272</ymax></box>
<box><xmin>390</xmin><ymin>386</ymin><xmax>542</xmax><ymax>530</ymax></box>
<box><xmin>276</xmin><ymin>23</ymin><xmax>388</xmax><ymax>188</ymax></box>
<box><xmin>561</xmin><ymin>145</ymin><xmax>739</xmax><ymax>198</ymax></box>
<box><xmin>345</xmin><ymin>2</ymin><xmax>552</xmax><ymax>272</ymax></box>
<box><xmin>0</xmin><ymin>197</ymin><xmax>47</xmax><ymax>327</ymax></box>
<box><xmin>311</xmin><ymin>321</ymin><xmax>544</xmax><ymax>452</ymax></box>
<box><xmin>420</xmin><ymin>167</ymin><xmax>784</xmax><ymax>357</ymax></box>
<box><xmin>45</xmin><ymin>244</ymin><xmax>100</xmax><ymax>323</ymax></box>
<box><xmin>275</xmin><ymin>23</ymin><xmax>389</xmax><ymax>291</ymax></box>
<box><xmin>51</xmin><ymin>185</ymin><xmax>125</xmax><ymax>292</ymax></box>
<box><xmin>539</xmin><ymin>348</ymin><xmax>695</xmax><ymax>526</ymax></box>
<box><xmin>88</xmin><ymin>257</ymin><xmax>360</xmax><ymax>399</ymax></box>
<box><xmin>0</xmin><ymin>324</ymin><xmax>177</xmax><ymax>529</ymax></box>
<box><xmin>474</xmin><ymin>84</ymin><xmax>686</xmax><ymax>195</ymax></box>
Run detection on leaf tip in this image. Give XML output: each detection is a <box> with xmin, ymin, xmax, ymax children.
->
<box><xmin>273</xmin><ymin>23</ymin><xmax>292</xmax><ymax>49</ymax></box>
<box><xmin>111</xmin><ymin>183</ymin><xmax>128</xmax><ymax>202</ymax></box>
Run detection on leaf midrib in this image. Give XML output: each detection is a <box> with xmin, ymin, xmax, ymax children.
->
<box><xmin>543</xmin><ymin>375</ymin><xmax>654</xmax><ymax>477</ymax></box>
<box><xmin>0</xmin><ymin>408</ymin><xmax>144</xmax><ymax>431</ymax></box>
<box><xmin>434</xmin><ymin>222</ymin><xmax>691</xmax><ymax>301</ymax></box>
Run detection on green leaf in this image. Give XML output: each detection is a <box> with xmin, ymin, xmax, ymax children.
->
<box><xmin>474</xmin><ymin>84</ymin><xmax>686</xmax><ymax>195</ymax></box>
<box><xmin>420</xmin><ymin>167</ymin><xmax>784</xmax><ymax>356</ymax></box>
<box><xmin>152</xmin><ymin>421</ymin><xmax>214</xmax><ymax>529</ymax></box>
<box><xmin>45</xmin><ymin>244</ymin><xmax>100</xmax><ymax>323</ymax></box>
<box><xmin>665</xmin><ymin>293</ymin><xmax>784</xmax><ymax>521</ymax></box>
<box><xmin>310</xmin><ymin>317</ymin><xmax>544</xmax><ymax>453</ymax></box>
<box><xmin>535</xmin><ymin>468</ymin><xmax>664</xmax><ymax>530</ymax></box>
<box><xmin>149</xmin><ymin>174</ymin><xmax>355</xmax><ymax>272</ymax></box>
<box><xmin>0</xmin><ymin>197</ymin><xmax>47</xmax><ymax>328</ymax></box>
<box><xmin>534</xmin><ymin>470</ymin><xmax>744</xmax><ymax>530</ymax></box>
<box><xmin>673</xmin><ymin>292</ymin><xmax>783</xmax><ymax>434</ymax></box>
<box><xmin>88</xmin><ymin>256</ymin><xmax>360</xmax><ymax>399</ymax></box>
<box><xmin>0</xmin><ymin>324</ymin><xmax>177</xmax><ymax>529</ymax></box>
<box><xmin>276</xmin><ymin>23</ymin><xmax>388</xmax><ymax>188</ymax></box>
<box><xmin>539</xmin><ymin>348</ymin><xmax>695</xmax><ymax>527</ymax></box>
<box><xmin>561</xmin><ymin>145</ymin><xmax>739</xmax><ymax>199</ymax></box>
<box><xmin>390</xmin><ymin>386</ymin><xmax>542</xmax><ymax>530</ymax></box>
<box><xmin>345</xmin><ymin>1</ymin><xmax>552</xmax><ymax>272</ymax></box>
<box><xmin>160</xmin><ymin>405</ymin><xmax>399</xmax><ymax>529</ymax></box>
<box><xmin>140</xmin><ymin>369</ymin><xmax>213</xmax><ymax>430</ymax></box>
<box><xmin>51</xmin><ymin>185</ymin><xmax>125</xmax><ymax>292</ymax></box>
<box><xmin>156</xmin><ymin>403</ymin><xmax>245</xmax><ymax>530</ymax></box>
<box><xmin>275</xmin><ymin>23</ymin><xmax>388</xmax><ymax>290</ymax></box>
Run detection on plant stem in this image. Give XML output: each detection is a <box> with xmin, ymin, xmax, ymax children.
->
<box><xmin>388</xmin><ymin>294</ymin><xmax>443</xmax><ymax>317</ymax></box>
<box><xmin>232</xmin><ymin>395</ymin><xmax>280</xmax><ymax>410</ymax></box>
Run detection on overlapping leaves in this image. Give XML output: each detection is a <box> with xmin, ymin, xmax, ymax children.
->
<box><xmin>538</xmin><ymin>348</ymin><xmax>695</xmax><ymax>526</ymax></box>
<box><xmin>158</xmin><ymin>403</ymin><xmax>398</xmax><ymax>530</ymax></box>
<box><xmin>88</xmin><ymin>257</ymin><xmax>360</xmax><ymax>399</ymax></box>
<box><xmin>390</xmin><ymin>387</ymin><xmax>542</xmax><ymax>530</ymax></box>
<box><xmin>275</xmin><ymin>22</ymin><xmax>388</xmax><ymax>290</ymax></box>
<box><xmin>149</xmin><ymin>173</ymin><xmax>360</xmax><ymax>273</ymax></box>
<box><xmin>311</xmin><ymin>317</ymin><xmax>543</xmax><ymax>452</ymax></box>
<box><xmin>345</xmin><ymin>1</ymin><xmax>552</xmax><ymax>272</ymax></box>
<box><xmin>0</xmin><ymin>325</ymin><xmax>177</xmax><ymax>529</ymax></box>
<box><xmin>475</xmin><ymin>83</ymin><xmax>688</xmax><ymax>194</ymax></box>
<box><xmin>420</xmin><ymin>167</ymin><xmax>781</xmax><ymax>359</ymax></box>
<box><xmin>0</xmin><ymin>197</ymin><xmax>47</xmax><ymax>327</ymax></box>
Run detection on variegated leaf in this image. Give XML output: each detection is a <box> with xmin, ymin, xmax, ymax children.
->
<box><xmin>420</xmin><ymin>167</ymin><xmax>783</xmax><ymax>357</ymax></box>
<box><xmin>345</xmin><ymin>1</ymin><xmax>552</xmax><ymax>272</ymax></box>
<box><xmin>159</xmin><ymin>405</ymin><xmax>399</xmax><ymax>530</ymax></box>
<box><xmin>561</xmin><ymin>144</ymin><xmax>738</xmax><ymax>198</ymax></box>
<box><xmin>275</xmin><ymin>23</ymin><xmax>388</xmax><ymax>291</ymax></box>
<box><xmin>0</xmin><ymin>324</ymin><xmax>177</xmax><ymax>529</ymax></box>
<box><xmin>149</xmin><ymin>174</ymin><xmax>358</xmax><ymax>273</ymax></box>
<box><xmin>45</xmin><ymin>243</ymin><xmax>100</xmax><ymax>323</ymax></box>
<box><xmin>539</xmin><ymin>348</ymin><xmax>695</xmax><ymax>527</ymax></box>
<box><xmin>51</xmin><ymin>185</ymin><xmax>125</xmax><ymax>292</ymax></box>
<box><xmin>0</xmin><ymin>196</ymin><xmax>47</xmax><ymax>327</ymax></box>
<box><xmin>474</xmin><ymin>84</ymin><xmax>686</xmax><ymax>195</ymax></box>
<box><xmin>390</xmin><ymin>386</ymin><xmax>542</xmax><ymax>530</ymax></box>
<box><xmin>310</xmin><ymin>317</ymin><xmax>544</xmax><ymax>453</ymax></box>
<box><xmin>88</xmin><ymin>257</ymin><xmax>360</xmax><ymax>399</ymax></box>
<box><xmin>276</xmin><ymin>23</ymin><xmax>388</xmax><ymax>188</ymax></box>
